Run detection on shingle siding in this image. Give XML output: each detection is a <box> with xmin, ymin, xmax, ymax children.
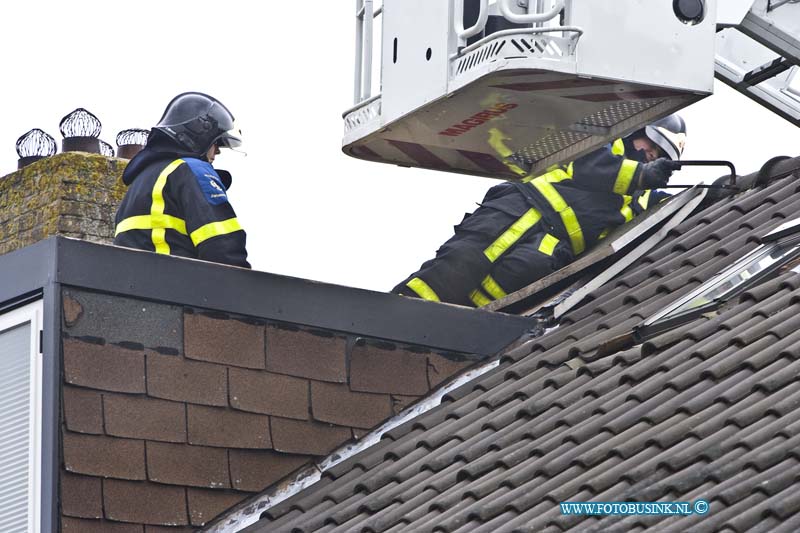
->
<box><xmin>59</xmin><ymin>288</ymin><xmax>480</xmax><ymax>529</ymax></box>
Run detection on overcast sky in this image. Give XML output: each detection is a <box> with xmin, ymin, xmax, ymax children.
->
<box><xmin>2</xmin><ymin>1</ymin><xmax>799</xmax><ymax>292</ymax></box>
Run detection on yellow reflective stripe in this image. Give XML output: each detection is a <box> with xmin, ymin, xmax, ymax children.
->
<box><xmin>620</xmin><ymin>196</ymin><xmax>634</xmax><ymax>222</ymax></box>
<box><xmin>469</xmin><ymin>289</ymin><xmax>493</xmax><ymax>308</ymax></box>
<box><xmin>151</xmin><ymin>228</ymin><xmax>169</xmax><ymax>254</ymax></box>
<box><xmin>481</xmin><ymin>275</ymin><xmax>507</xmax><ymax>300</ymax></box>
<box><xmin>614</xmin><ymin>159</ymin><xmax>638</xmax><ymax>195</ymax></box>
<box><xmin>406</xmin><ymin>278</ymin><xmax>440</xmax><ymax>302</ymax></box>
<box><xmin>152</xmin><ymin>159</ymin><xmax>184</xmax><ymax>216</ymax></box>
<box><xmin>599</xmin><ymin>229</ymin><xmax>609</xmax><ymax>240</ymax></box>
<box><xmin>530</xmin><ymin>178</ymin><xmax>585</xmax><ymax>255</ymax></box>
<box><xmin>483</xmin><ymin>208</ymin><xmax>542</xmax><ymax>262</ymax></box>
<box><xmin>538</xmin><ymin>234</ymin><xmax>560</xmax><ymax>256</ymax></box>
<box><xmin>524</xmin><ymin>167</ymin><xmax>571</xmax><ymax>184</ymax></box>
<box><xmin>610</xmin><ymin>139</ymin><xmax>637</xmax><ymax>195</ymax></box>
<box><xmin>190</xmin><ymin>218</ymin><xmax>243</xmax><ymax>246</ymax></box>
<box><xmin>150</xmin><ymin>159</ymin><xmax>185</xmax><ymax>255</ymax></box>
<box><xmin>115</xmin><ymin>214</ymin><xmax>188</xmax><ymax>236</ymax></box>
<box><xmin>638</xmin><ymin>190</ymin><xmax>652</xmax><ymax>210</ymax></box>
<box><xmin>488</xmin><ymin>128</ymin><xmax>529</xmax><ymax>177</ymax></box>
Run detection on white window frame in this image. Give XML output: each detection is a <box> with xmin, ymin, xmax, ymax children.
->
<box><xmin>0</xmin><ymin>300</ymin><xmax>43</xmax><ymax>533</ymax></box>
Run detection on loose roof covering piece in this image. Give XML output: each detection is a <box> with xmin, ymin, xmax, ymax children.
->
<box><xmin>243</xmin><ymin>163</ymin><xmax>800</xmax><ymax>532</ymax></box>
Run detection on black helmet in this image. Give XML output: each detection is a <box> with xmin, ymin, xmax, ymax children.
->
<box><xmin>643</xmin><ymin>113</ymin><xmax>687</xmax><ymax>161</ymax></box>
<box><xmin>153</xmin><ymin>92</ymin><xmax>242</xmax><ymax>155</ymax></box>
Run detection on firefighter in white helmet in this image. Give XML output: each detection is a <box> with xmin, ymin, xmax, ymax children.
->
<box><xmin>393</xmin><ymin>114</ymin><xmax>687</xmax><ymax>307</ymax></box>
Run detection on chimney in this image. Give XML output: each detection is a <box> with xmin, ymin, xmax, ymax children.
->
<box><xmin>0</xmin><ymin>152</ymin><xmax>126</xmax><ymax>256</ymax></box>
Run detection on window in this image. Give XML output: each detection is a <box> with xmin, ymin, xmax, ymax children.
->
<box><xmin>0</xmin><ymin>300</ymin><xmax>43</xmax><ymax>533</ymax></box>
<box><xmin>640</xmin><ymin>219</ymin><xmax>800</xmax><ymax>338</ymax></box>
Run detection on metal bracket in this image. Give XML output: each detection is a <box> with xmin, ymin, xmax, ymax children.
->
<box><xmin>662</xmin><ymin>160</ymin><xmax>739</xmax><ymax>190</ymax></box>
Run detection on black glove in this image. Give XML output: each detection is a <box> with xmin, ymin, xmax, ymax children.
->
<box><xmin>639</xmin><ymin>158</ymin><xmax>681</xmax><ymax>189</ymax></box>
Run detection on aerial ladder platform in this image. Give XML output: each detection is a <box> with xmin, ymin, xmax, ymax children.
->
<box><xmin>343</xmin><ymin>0</ymin><xmax>799</xmax><ymax>180</ymax></box>
<box><xmin>715</xmin><ymin>0</ymin><xmax>800</xmax><ymax>127</ymax></box>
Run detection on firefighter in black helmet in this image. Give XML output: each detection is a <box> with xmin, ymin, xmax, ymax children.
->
<box><xmin>393</xmin><ymin>114</ymin><xmax>686</xmax><ymax>307</ymax></box>
<box><xmin>114</xmin><ymin>92</ymin><xmax>250</xmax><ymax>268</ymax></box>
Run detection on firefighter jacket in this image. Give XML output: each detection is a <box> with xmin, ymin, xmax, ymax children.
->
<box><xmin>510</xmin><ymin>138</ymin><xmax>669</xmax><ymax>256</ymax></box>
<box><xmin>114</xmin><ymin>147</ymin><xmax>250</xmax><ymax>268</ymax></box>
<box><xmin>394</xmin><ymin>138</ymin><xmax>669</xmax><ymax>307</ymax></box>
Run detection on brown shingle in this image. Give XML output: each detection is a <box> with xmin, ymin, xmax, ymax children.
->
<box><xmin>311</xmin><ymin>381</ymin><xmax>393</xmax><ymax>429</ymax></box>
<box><xmin>229</xmin><ymin>450</ymin><xmax>312</xmax><ymax>492</ymax></box>
<box><xmin>61</xmin><ymin>472</ymin><xmax>102</xmax><ymax>519</ymax></box>
<box><xmin>104</xmin><ymin>480</ymin><xmax>188</xmax><ymax>526</ymax></box>
<box><xmin>146</xmin><ymin>442</ymin><xmax>230</xmax><ymax>488</ymax></box>
<box><xmin>187</xmin><ymin>488</ymin><xmax>249</xmax><ymax>526</ymax></box>
<box><xmin>187</xmin><ymin>405</ymin><xmax>271</xmax><ymax>449</ymax></box>
<box><xmin>63</xmin><ymin>339</ymin><xmax>145</xmax><ymax>393</ymax></box>
<box><xmin>271</xmin><ymin>417</ymin><xmax>352</xmax><ymax>455</ymax></box>
<box><xmin>147</xmin><ymin>353</ymin><xmax>227</xmax><ymax>407</ymax></box>
<box><xmin>184</xmin><ymin>313</ymin><xmax>265</xmax><ymax>369</ymax></box>
<box><xmin>350</xmin><ymin>344</ymin><xmax>429</xmax><ymax>395</ymax></box>
<box><xmin>63</xmin><ymin>386</ymin><xmax>104</xmax><ymax>434</ymax></box>
<box><xmin>62</xmin><ymin>517</ymin><xmax>143</xmax><ymax>533</ymax></box>
<box><xmin>144</xmin><ymin>527</ymin><xmax>196</xmax><ymax>532</ymax></box>
<box><xmin>104</xmin><ymin>394</ymin><xmax>186</xmax><ymax>443</ymax></box>
<box><xmin>265</xmin><ymin>327</ymin><xmax>347</xmax><ymax>383</ymax></box>
<box><xmin>391</xmin><ymin>395</ymin><xmax>420</xmax><ymax>415</ymax></box>
<box><xmin>427</xmin><ymin>354</ymin><xmax>475</xmax><ymax>388</ymax></box>
<box><xmin>229</xmin><ymin>368</ymin><xmax>308</xmax><ymax>420</ymax></box>
<box><xmin>63</xmin><ymin>432</ymin><xmax>145</xmax><ymax>480</ymax></box>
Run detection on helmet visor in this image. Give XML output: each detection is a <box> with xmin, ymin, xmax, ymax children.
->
<box><xmin>216</xmin><ymin>120</ymin><xmax>243</xmax><ymax>149</ymax></box>
<box><xmin>645</xmin><ymin>124</ymin><xmax>686</xmax><ymax>161</ymax></box>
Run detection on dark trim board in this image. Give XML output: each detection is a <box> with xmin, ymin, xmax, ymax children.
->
<box><xmin>2</xmin><ymin>236</ymin><xmax>536</xmax><ymax>357</ymax></box>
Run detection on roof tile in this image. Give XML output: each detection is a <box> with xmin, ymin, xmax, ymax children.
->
<box><xmin>311</xmin><ymin>381</ymin><xmax>393</xmax><ymax>429</ymax></box>
<box><xmin>63</xmin><ymin>386</ymin><xmax>103</xmax><ymax>434</ymax></box>
<box><xmin>229</xmin><ymin>367</ymin><xmax>309</xmax><ymax>420</ymax></box>
<box><xmin>104</xmin><ymin>394</ymin><xmax>186</xmax><ymax>443</ymax></box>
<box><xmin>350</xmin><ymin>343</ymin><xmax>429</xmax><ymax>395</ymax></box>
<box><xmin>62</xmin><ymin>518</ymin><xmax>144</xmax><ymax>533</ymax></box>
<box><xmin>186</xmin><ymin>488</ymin><xmax>249</xmax><ymax>527</ymax></box>
<box><xmin>63</xmin><ymin>432</ymin><xmax>145</xmax><ymax>480</ymax></box>
<box><xmin>187</xmin><ymin>405</ymin><xmax>271</xmax><ymax>449</ymax></box>
<box><xmin>63</xmin><ymin>338</ymin><xmax>145</xmax><ymax>393</ymax></box>
<box><xmin>184</xmin><ymin>312</ymin><xmax>265</xmax><ymax>369</ymax></box>
<box><xmin>61</xmin><ymin>472</ymin><xmax>102</xmax><ymax>519</ymax></box>
<box><xmin>271</xmin><ymin>417</ymin><xmax>352</xmax><ymax>455</ymax></box>
<box><xmin>146</xmin><ymin>353</ymin><xmax>227</xmax><ymax>407</ymax></box>
<box><xmin>265</xmin><ymin>326</ymin><xmax>347</xmax><ymax>382</ymax></box>
<box><xmin>146</xmin><ymin>442</ymin><xmax>230</xmax><ymax>488</ymax></box>
<box><xmin>104</xmin><ymin>480</ymin><xmax>188</xmax><ymax>526</ymax></box>
<box><xmin>229</xmin><ymin>449</ymin><xmax>311</xmax><ymax>492</ymax></box>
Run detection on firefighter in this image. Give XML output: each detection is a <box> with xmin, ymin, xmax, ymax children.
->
<box><xmin>392</xmin><ymin>114</ymin><xmax>687</xmax><ymax>307</ymax></box>
<box><xmin>114</xmin><ymin>92</ymin><xmax>250</xmax><ymax>268</ymax></box>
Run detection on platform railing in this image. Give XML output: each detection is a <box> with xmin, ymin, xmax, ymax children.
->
<box><xmin>354</xmin><ymin>0</ymin><xmax>384</xmax><ymax>104</ymax></box>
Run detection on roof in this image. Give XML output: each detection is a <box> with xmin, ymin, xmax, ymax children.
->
<box><xmin>244</xmin><ymin>162</ymin><xmax>800</xmax><ymax>532</ymax></box>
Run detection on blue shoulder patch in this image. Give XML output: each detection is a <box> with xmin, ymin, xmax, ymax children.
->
<box><xmin>184</xmin><ymin>158</ymin><xmax>229</xmax><ymax>206</ymax></box>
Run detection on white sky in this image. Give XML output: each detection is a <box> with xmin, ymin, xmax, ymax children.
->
<box><xmin>2</xmin><ymin>1</ymin><xmax>799</xmax><ymax>292</ymax></box>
